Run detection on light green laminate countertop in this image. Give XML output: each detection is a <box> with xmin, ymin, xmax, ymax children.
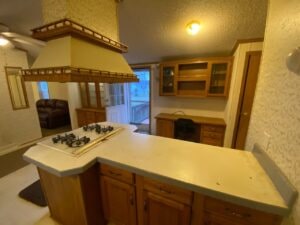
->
<box><xmin>24</xmin><ymin>122</ymin><xmax>288</xmax><ymax>216</ymax></box>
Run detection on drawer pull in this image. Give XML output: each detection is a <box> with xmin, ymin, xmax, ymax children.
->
<box><xmin>225</xmin><ymin>208</ymin><xmax>251</xmax><ymax>219</ymax></box>
<box><xmin>129</xmin><ymin>194</ymin><xmax>134</xmax><ymax>206</ymax></box>
<box><xmin>108</xmin><ymin>170</ymin><xmax>121</xmax><ymax>176</ymax></box>
<box><xmin>159</xmin><ymin>187</ymin><xmax>172</xmax><ymax>194</ymax></box>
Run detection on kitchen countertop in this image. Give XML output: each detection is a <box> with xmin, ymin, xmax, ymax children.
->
<box><xmin>24</xmin><ymin>122</ymin><xmax>288</xmax><ymax>216</ymax></box>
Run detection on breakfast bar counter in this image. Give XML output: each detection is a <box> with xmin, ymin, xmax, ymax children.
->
<box><xmin>24</xmin><ymin>122</ymin><xmax>295</xmax><ymax>225</ymax></box>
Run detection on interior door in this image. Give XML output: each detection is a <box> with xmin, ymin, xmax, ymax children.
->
<box><xmin>104</xmin><ymin>83</ymin><xmax>129</xmax><ymax>124</ymax></box>
<box><xmin>143</xmin><ymin>191</ymin><xmax>190</xmax><ymax>225</ymax></box>
<box><xmin>233</xmin><ymin>51</ymin><xmax>262</xmax><ymax>149</ymax></box>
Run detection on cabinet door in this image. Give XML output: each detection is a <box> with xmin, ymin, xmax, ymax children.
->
<box><xmin>95</xmin><ymin>110</ymin><xmax>106</xmax><ymax>123</ymax></box>
<box><xmin>76</xmin><ymin>109</ymin><xmax>87</xmax><ymax>127</ymax></box>
<box><xmin>160</xmin><ymin>64</ymin><xmax>177</xmax><ymax>96</ymax></box>
<box><xmin>156</xmin><ymin>119</ymin><xmax>174</xmax><ymax>138</ymax></box>
<box><xmin>208</xmin><ymin>62</ymin><xmax>231</xmax><ymax>97</ymax></box>
<box><xmin>143</xmin><ymin>191</ymin><xmax>191</xmax><ymax>225</ymax></box>
<box><xmin>100</xmin><ymin>176</ymin><xmax>137</xmax><ymax>225</ymax></box>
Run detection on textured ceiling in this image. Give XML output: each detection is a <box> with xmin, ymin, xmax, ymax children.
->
<box><xmin>0</xmin><ymin>0</ymin><xmax>43</xmax><ymax>60</ymax></box>
<box><xmin>0</xmin><ymin>0</ymin><xmax>268</xmax><ymax>63</ymax></box>
<box><xmin>118</xmin><ymin>0</ymin><xmax>268</xmax><ymax>64</ymax></box>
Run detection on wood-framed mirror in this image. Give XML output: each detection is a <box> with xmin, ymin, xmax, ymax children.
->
<box><xmin>5</xmin><ymin>66</ymin><xmax>29</xmax><ymax>110</ymax></box>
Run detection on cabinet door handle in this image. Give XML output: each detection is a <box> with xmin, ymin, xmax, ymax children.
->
<box><xmin>159</xmin><ymin>187</ymin><xmax>172</xmax><ymax>194</ymax></box>
<box><xmin>129</xmin><ymin>194</ymin><xmax>134</xmax><ymax>206</ymax></box>
<box><xmin>225</xmin><ymin>208</ymin><xmax>251</xmax><ymax>219</ymax></box>
<box><xmin>108</xmin><ymin>170</ymin><xmax>121</xmax><ymax>176</ymax></box>
<box><xmin>242</xmin><ymin>112</ymin><xmax>249</xmax><ymax>116</ymax></box>
<box><xmin>143</xmin><ymin>200</ymin><xmax>147</xmax><ymax>211</ymax></box>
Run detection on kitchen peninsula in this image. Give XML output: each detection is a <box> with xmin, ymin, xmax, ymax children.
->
<box><xmin>24</xmin><ymin>123</ymin><xmax>293</xmax><ymax>225</ymax></box>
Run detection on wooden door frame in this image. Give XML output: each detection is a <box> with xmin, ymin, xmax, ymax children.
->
<box><xmin>130</xmin><ymin>65</ymin><xmax>152</xmax><ymax>134</ymax></box>
<box><xmin>231</xmin><ymin>51</ymin><xmax>262</xmax><ymax>148</ymax></box>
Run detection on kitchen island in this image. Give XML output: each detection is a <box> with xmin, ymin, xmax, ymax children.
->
<box><xmin>24</xmin><ymin>122</ymin><xmax>293</xmax><ymax>225</ymax></box>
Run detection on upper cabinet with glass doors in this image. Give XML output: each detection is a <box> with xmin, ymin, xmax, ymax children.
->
<box><xmin>159</xmin><ymin>57</ymin><xmax>232</xmax><ymax>97</ymax></box>
<box><xmin>160</xmin><ymin>64</ymin><xmax>177</xmax><ymax>96</ymax></box>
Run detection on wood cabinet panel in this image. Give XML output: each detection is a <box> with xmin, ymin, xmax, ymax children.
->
<box><xmin>100</xmin><ymin>176</ymin><xmax>137</xmax><ymax>225</ymax></box>
<box><xmin>202</xmin><ymin>125</ymin><xmax>225</xmax><ymax>133</ymax></box>
<box><xmin>76</xmin><ymin>108</ymin><xmax>106</xmax><ymax>127</ymax></box>
<box><xmin>156</xmin><ymin>113</ymin><xmax>226</xmax><ymax>147</ymax></box>
<box><xmin>143</xmin><ymin>191</ymin><xmax>191</xmax><ymax>225</ymax></box>
<box><xmin>200</xmin><ymin>125</ymin><xmax>225</xmax><ymax>147</ymax></box>
<box><xmin>38</xmin><ymin>166</ymin><xmax>104</xmax><ymax>225</ymax></box>
<box><xmin>204</xmin><ymin>197</ymin><xmax>282</xmax><ymax>225</ymax></box>
<box><xmin>143</xmin><ymin>177</ymin><xmax>193</xmax><ymax>205</ymax></box>
<box><xmin>160</xmin><ymin>57</ymin><xmax>232</xmax><ymax>97</ymax></box>
<box><xmin>100</xmin><ymin>164</ymin><xmax>134</xmax><ymax>184</ymax></box>
<box><xmin>156</xmin><ymin>119</ymin><xmax>174</xmax><ymax>138</ymax></box>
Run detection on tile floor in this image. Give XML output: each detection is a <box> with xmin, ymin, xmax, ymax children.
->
<box><xmin>0</xmin><ymin>164</ymin><xmax>59</xmax><ymax>225</ymax></box>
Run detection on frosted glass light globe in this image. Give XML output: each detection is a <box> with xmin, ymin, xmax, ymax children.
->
<box><xmin>186</xmin><ymin>21</ymin><xmax>201</xmax><ymax>36</ymax></box>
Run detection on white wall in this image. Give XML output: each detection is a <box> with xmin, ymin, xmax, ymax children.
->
<box><xmin>0</xmin><ymin>47</ymin><xmax>42</xmax><ymax>154</ymax></box>
<box><xmin>246</xmin><ymin>0</ymin><xmax>300</xmax><ymax>224</ymax></box>
<box><xmin>223</xmin><ymin>42</ymin><xmax>263</xmax><ymax>147</ymax></box>
<box><xmin>150</xmin><ymin>65</ymin><xmax>227</xmax><ymax>134</ymax></box>
<box><xmin>45</xmin><ymin>82</ymin><xmax>81</xmax><ymax>129</ymax></box>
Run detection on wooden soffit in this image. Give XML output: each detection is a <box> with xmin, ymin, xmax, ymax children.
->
<box><xmin>32</xmin><ymin>19</ymin><xmax>128</xmax><ymax>53</ymax></box>
<box><xmin>22</xmin><ymin>67</ymin><xmax>139</xmax><ymax>83</ymax></box>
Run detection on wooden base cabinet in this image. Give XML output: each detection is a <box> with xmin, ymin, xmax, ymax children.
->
<box><xmin>100</xmin><ymin>176</ymin><xmax>137</xmax><ymax>225</ymax></box>
<box><xmin>143</xmin><ymin>191</ymin><xmax>191</xmax><ymax>225</ymax></box>
<box><xmin>38</xmin><ymin>163</ymin><xmax>283</xmax><ymax>225</ymax></box>
<box><xmin>156</xmin><ymin>118</ymin><xmax>174</xmax><ymax>138</ymax></box>
<box><xmin>136</xmin><ymin>176</ymin><xmax>193</xmax><ymax>225</ymax></box>
<box><xmin>99</xmin><ymin>164</ymin><xmax>137</xmax><ymax>225</ymax></box>
<box><xmin>156</xmin><ymin>113</ymin><xmax>226</xmax><ymax>147</ymax></box>
<box><xmin>38</xmin><ymin>165</ymin><xmax>104</xmax><ymax>225</ymax></box>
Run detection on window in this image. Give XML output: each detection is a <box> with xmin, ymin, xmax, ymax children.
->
<box><xmin>37</xmin><ymin>82</ymin><xmax>50</xmax><ymax>99</ymax></box>
<box><xmin>106</xmin><ymin>83</ymin><xmax>125</xmax><ymax>106</ymax></box>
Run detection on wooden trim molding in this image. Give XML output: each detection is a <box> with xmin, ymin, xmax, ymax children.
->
<box><xmin>231</xmin><ymin>38</ymin><xmax>264</xmax><ymax>55</ymax></box>
<box><xmin>22</xmin><ymin>66</ymin><xmax>139</xmax><ymax>83</ymax></box>
<box><xmin>31</xmin><ymin>19</ymin><xmax>128</xmax><ymax>53</ymax></box>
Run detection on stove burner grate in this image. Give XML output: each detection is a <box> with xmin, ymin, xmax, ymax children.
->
<box><xmin>52</xmin><ymin>133</ymin><xmax>90</xmax><ymax>148</ymax></box>
<box><xmin>82</xmin><ymin>124</ymin><xmax>114</xmax><ymax>134</ymax></box>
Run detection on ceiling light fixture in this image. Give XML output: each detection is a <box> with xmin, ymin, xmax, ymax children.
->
<box><xmin>186</xmin><ymin>21</ymin><xmax>201</xmax><ymax>36</ymax></box>
<box><xmin>0</xmin><ymin>36</ymin><xmax>9</xmax><ymax>46</ymax></box>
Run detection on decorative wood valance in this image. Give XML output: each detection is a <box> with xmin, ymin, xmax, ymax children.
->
<box><xmin>22</xmin><ymin>67</ymin><xmax>139</xmax><ymax>83</ymax></box>
<box><xmin>31</xmin><ymin>19</ymin><xmax>128</xmax><ymax>53</ymax></box>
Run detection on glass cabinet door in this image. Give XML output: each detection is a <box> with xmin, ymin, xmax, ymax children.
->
<box><xmin>160</xmin><ymin>65</ymin><xmax>176</xmax><ymax>95</ymax></box>
<box><xmin>208</xmin><ymin>63</ymin><xmax>228</xmax><ymax>96</ymax></box>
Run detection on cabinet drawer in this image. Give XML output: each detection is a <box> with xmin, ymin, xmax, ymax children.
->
<box><xmin>202</xmin><ymin>131</ymin><xmax>223</xmax><ymax>139</ymax></box>
<box><xmin>202</xmin><ymin>125</ymin><xmax>225</xmax><ymax>133</ymax></box>
<box><xmin>201</xmin><ymin>137</ymin><xmax>223</xmax><ymax>146</ymax></box>
<box><xmin>143</xmin><ymin>177</ymin><xmax>193</xmax><ymax>205</ymax></box>
<box><xmin>204</xmin><ymin>197</ymin><xmax>281</xmax><ymax>225</ymax></box>
<box><xmin>100</xmin><ymin>164</ymin><xmax>134</xmax><ymax>184</ymax></box>
<box><xmin>204</xmin><ymin>212</ymin><xmax>242</xmax><ymax>225</ymax></box>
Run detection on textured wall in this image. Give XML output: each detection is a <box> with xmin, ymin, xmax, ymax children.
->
<box><xmin>42</xmin><ymin>0</ymin><xmax>119</xmax><ymax>40</ymax></box>
<box><xmin>0</xmin><ymin>48</ymin><xmax>42</xmax><ymax>153</ymax></box>
<box><xmin>224</xmin><ymin>42</ymin><xmax>263</xmax><ymax>147</ymax></box>
<box><xmin>246</xmin><ymin>0</ymin><xmax>300</xmax><ymax>224</ymax></box>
